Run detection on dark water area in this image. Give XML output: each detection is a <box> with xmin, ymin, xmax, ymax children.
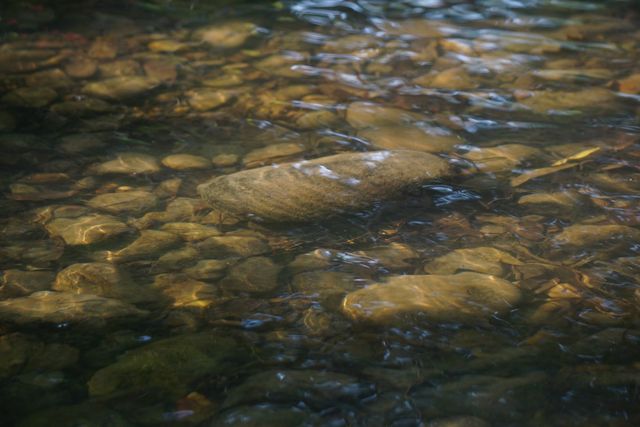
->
<box><xmin>1</xmin><ymin>0</ymin><xmax>640</xmax><ymax>426</ymax></box>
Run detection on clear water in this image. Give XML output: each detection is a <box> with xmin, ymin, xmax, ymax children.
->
<box><xmin>1</xmin><ymin>1</ymin><xmax>640</xmax><ymax>426</ymax></box>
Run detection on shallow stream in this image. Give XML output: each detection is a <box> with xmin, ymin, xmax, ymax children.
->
<box><xmin>1</xmin><ymin>1</ymin><xmax>640</xmax><ymax>426</ymax></box>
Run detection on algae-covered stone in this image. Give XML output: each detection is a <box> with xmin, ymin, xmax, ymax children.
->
<box><xmin>45</xmin><ymin>214</ymin><xmax>131</xmax><ymax>245</ymax></box>
<box><xmin>0</xmin><ymin>333</ymin><xmax>78</xmax><ymax>380</ymax></box>
<box><xmin>0</xmin><ymin>291</ymin><xmax>147</xmax><ymax>324</ymax></box>
<box><xmin>87</xmin><ymin>191</ymin><xmax>158</xmax><ymax>215</ymax></box>
<box><xmin>342</xmin><ymin>272</ymin><xmax>521</xmax><ymax>324</ymax></box>
<box><xmin>223</xmin><ymin>369</ymin><xmax>375</xmax><ymax>409</ymax></box>
<box><xmin>359</xmin><ymin>126</ymin><xmax>459</xmax><ymax>153</ymax></box>
<box><xmin>427</xmin><ymin>416</ymin><xmax>490</xmax><ymax>427</ymax></box>
<box><xmin>220</xmin><ymin>257</ymin><xmax>282</xmax><ymax>294</ymax></box>
<box><xmin>198</xmin><ymin>150</ymin><xmax>451</xmax><ymax>222</ymax></box>
<box><xmin>517</xmin><ymin>191</ymin><xmax>584</xmax><ymax>215</ymax></box>
<box><xmin>17</xmin><ymin>403</ymin><xmax>131</xmax><ymax>427</ymax></box>
<box><xmin>91</xmin><ymin>152</ymin><xmax>160</xmax><ymax>175</ymax></box>
<box><xmin>424</xmin><ymin>247</ymin><xmax>522</xmax><ymax>276</ymax></box>
<box><xmin>88</xmin><ymin>333</ymin><xmax>245</xmax><ymax>399</ymax></box>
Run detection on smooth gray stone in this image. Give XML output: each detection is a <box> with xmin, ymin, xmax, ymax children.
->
<box><xmin>198</xmin><ymin>150</ymin><xmax>451</xmax><ymax>222</ymax></box>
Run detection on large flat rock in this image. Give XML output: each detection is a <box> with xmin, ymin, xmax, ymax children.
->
<box><xmin>342</xmin><ymin>272</ymin><xmax>521</xmax><ymax>324</ymax></box>
<box><xmin>198</xmin><ymin>150</ymin><xmax>451</xmax><ymax>222</ymax></box>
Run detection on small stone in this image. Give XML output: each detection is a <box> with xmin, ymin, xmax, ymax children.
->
<box><xmin>87</xmin><ymin>190</ymin><xmax>158</xmax><ymax>215</ymax></box>
<box><xmin>154</xmin><ymin>178</ymin><xmax>182</xmax><ymax>198</ymax></box>
<box><xmin>98</xmin><ymin>59</ymin><xmax>142</xmax><ymax>77</ymax></box>
<box><xmin>346</xmin><ymin>102</ymin><xmax>426</xmax><ymax>129</ymax></box>
<box><xmin>463</xmin><ymin>144</ymin><xmax>543</xmax><ymax>173</ymax></box>
<box><xmin>356</xmin><ymin>242</ymin><xmax>420</xmax><ymax>270</ymax></box>
<box><xmin>0</xmin><ymin>291</ymin><xmax>147</xmax><ymax>324</ymax></box>
<box><xmin>131</xmin><ymin>197</ymin><xmax>207</xmax><ymax>229</ymax></box>
<box><xmin>195</xmin><ymin>235</ymin><xmax>270</xmax><ymax>258</ymax></box>
<box><xmin>52</xmin><ymin>263</ymin><xmax>152</xmax><ymax>303</ymax></box>
<box><xmin>184</xmin><ymin>259</ymin><xmax>231</xmax><ymax>280</ymax></box>
<box><xmin>424</xmin><ymin>247</ymin><xmax>522</xmax><ymax>276</ymax></box>
<box><xmin>195</xmin><ymin>22</ymin><xmax>257</xmax><ymax>48</ymax></box>
<box><xmin>242</xmin><ymin>143</ymin><xmax>306</xmax><ymax>168</ymax></box>
<box><xmin>161</xmin><ymin>154</ymin><xmax>211</xmax><ymax>170</ymax></box>
<box><xmin>83</xmin><ymin>76</ymin><xmax>159</xmax><ymax>100</ymax></box>
<box><xmin>359</xmin><ymin>126</ymin><xmax>459</xmax><ymax>153</ymax></box>
<box><xmin>25</xmin><ymin>68</ymin><xmax>73</xmax><ymax>89</ymax></box>
<box><xmin>295</xmin><ymin>110</ymin><xmax>340</xmax><ymax>130</ymax></box>
<box><xmin>148</xmin><ymin>39</ymin><xmax>189</xmax><ymax>53</ymax></box>
<box><xmin>152</xmin><ymin>246</ymin><xmax>199</xmax><ymax>273</ymax></box>
<box><xmin>105</xmin><ymin>230</ymin><xmax>181</xmax><ymax>263</ymax></box>
<box><xmin>0</xmin><ymin>270</ymin><xmax>54</xmax><ymax>298</ymax></box>
<box><xmin>153</xmin><ymin>273</ymin><xmax>218</xmax><ymax>308</ymax></box>
<box><xmin>45</xmin><ymin>214</ymin><xmax>131</xmax><ymax>245</ymax></box>
<box><xmin>88</xmin><ymin>38</ymin><xmax>118</xmax><ymax>59</ymax></box>
<box><xmin>211</xmin><ymin>153</ymin><xmax>239</xmax><ymax>167</ymax></box>
<box><xmin>2</xmin><ymin>87</ymin><xmax>57</xmax><ymax>108</ymax></box>
<box><xmin>91</xmin><ymin>152</ymin><xmax>160</xmax><ymax>175</ymax></box>
<box><xmin>50</xmin><ymin>97</ymin><xmax>114</xmax><ymax>117</ymax></box>
<box><xmin>219</xmin><ymin>257</ymin><xmax>282</xmax><ymax>294</ymax></box>
<box><xmin>343</xmin><ymin>272</ymin><xmax>522</xmax><ymax>324</ymax></box>
<box><xmin>64</xmin><ymin>56</ymin><xmax>98</xmax><ymax>78</ymax></box>
<box><xmin>160</xmin><ymin>222</ymin><xmax>221</xmax><ymax>241</ymax></box>
<box><xmin>292</xmin><ymin>271</ymin><xmax>359</xmax><ymax>308</ymax></box>
<box><xmin>616</xmin><ymin>73</ymin><xmax>640</xmax><ymax>94</ymax></box>
<box><xmin>0</xmin><ymin>240</ymin><xmax>64</xmax><ymax>266</ymax></box>
<box><xmin>415</xmin><ymin>67</ymin><xmax>478</xmax><ymax>90</ymax></box>
<box><xmin>186</xmin><ymin>88</ymin><xmax>234</xmax><ymax>111</ymax></box>
<box><xmin>143</xmin><ymin>59</ymin><xmax>177</xmax><ymax>83</ymax></box>
<box><xmin>517</xmin><ymin>191</ymin><xmax>584</xmax><ymax>215</ymax></box>
<box><xmin>552</xmin><ymin>224</ymin><xmax>640</xmax><ymax>248</ymax></box>
<box><xmin>213</xmin><ymin>405</ymin><xmax>307</xmax><ymax>427</ymax></box>
<box><xmin>518</xmin><ymin>88</ymin><xmax>618</xmax><ymax>113</ymax></box>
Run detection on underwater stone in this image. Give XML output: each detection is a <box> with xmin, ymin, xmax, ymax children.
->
<box><xmin>88</xmin><ymin>333</ymin><xmax>245</xmax><ymax>399</ymax></box>
<box><xmin>198</xmin><ymin>150</ymin><xmax>451</xmax><ymax>222</ymax></box>
<box><xmin>342</xmin><ymin>272</ymin><xmax>521</xmax><ymax>324</ymax></box>
<box><xmin>0</xmin><ymin>291</ymin><xmax>147</xmax><ymax>324</ymax></box>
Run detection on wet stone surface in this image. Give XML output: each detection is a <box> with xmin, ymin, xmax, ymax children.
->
<box><xmin>0</xmin><ymin>0</ymin><xmax>640</xmax><ymax>426</ymax></box>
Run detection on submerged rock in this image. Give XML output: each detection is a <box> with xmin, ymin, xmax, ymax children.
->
<box><xmin>213</xmin><ymin>405</ymin><xmax>308</xmax><ymax>427</ymax></box>
<box><xmin>105</xmin><ymin>230</ymin><xmax>181</xmax><ymax>263</ymax></box>
<box><xmin>359</xmin><ymin>126</ymin><xmax>459</xmax><ymax>153</ymax></box>
<box><xmin>0</xmin><ymin>291</ymin><xmax>147</xmax><ymax>324</ymax></box>
<box><xmin>219</xmin><ymin>257</ymin><xmax>282</xmax><ymax>294</ymax></box>
<box><xmin>45</xmin><ymin>214</ymin><xmax>131</xmax><ymax>245</ymax></box>
<box><xmin>424</xmin><ymin>247</ymin><xmax>522</xmax><ymax>276</ymax></box>
<box><xmin>342</xmin><ymin>272</ymin><xmax>521</xmax><ymax>324</ymax></box>
<box><xmin>91</xmin><ymin>152</ymin><xmax>160</xmax><ymax>175</ymax></box>
<box><xmin>0</xmin><ymin>333</ymin><xmax>78</xmax><ymax>380</ymax></box>
<box><xmin>552</xmin><ymin>224</ymin><xmax>640</xmax><ymax>248</ymax></box>
<box><xmin>195</xmin><ymin>22</ymin><xmax>257</xmax><ymax>48</ymax></box>
<box><xmin>346</xmin><ymin>102</ymin><xmax>426</xmax><ymax>129</ymax></box>
<box><xmin>83</xmin><ymin>76</ymin><xmax>159</xmax><ymax>100</ymax></box>
<box><xmin>1</xmin><ymin>270</ymin><xmax>54</xmax><ymax>298</ymax></box>
<box><xmin>161</xmin><ymin>154</ymin><xmax>211</xmax><ymax>170</ymax></box>
<box><xmin>88</xmin><ymin>333</ymin><xmax>245</xmax><ymax>399</ymax></box>
<box><xmin>52</xmin><ymin>263</ymin><xmax>152</xmax><ymax>303</ymax></box>
<box><xmin>87</xmin><ymin>191</ymin><xmax>158</xmax><ymax>215</ymax></box>
<box><xmin>198</xmin><ymin>150</ymin><xmax>451</xmax><ymax>222</ymax></box>
<box><xmin>223</xmin><ymin>369</ymin><xmax>374</xmax><ymax>409</ymax></box>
